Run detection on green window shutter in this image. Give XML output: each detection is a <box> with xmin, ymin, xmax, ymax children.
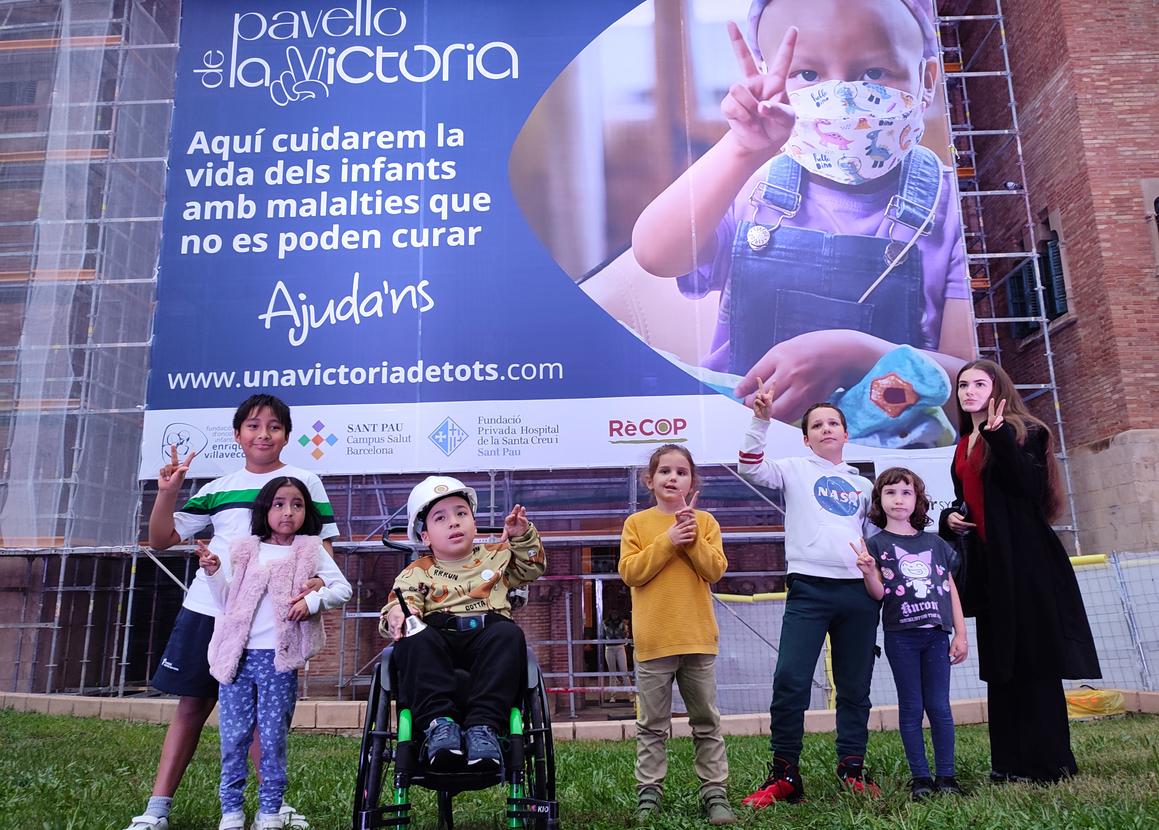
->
<box><xmin>1043</xmin><ymin>238</ymin><xmax>1068</xmax><ymax>319</ymax></box>
<box><xmin>1008</xmin><ymin>259</ymin><xmax>1038</xmax><ymax>339</ymax></box>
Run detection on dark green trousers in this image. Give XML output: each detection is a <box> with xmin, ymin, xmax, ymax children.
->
<box><xmin>769</xmin><ymin>575</ymin><xmax>881</xmax><ymax>763</ymax></box>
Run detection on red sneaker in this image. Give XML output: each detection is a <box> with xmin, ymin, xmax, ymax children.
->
<box><xmin>836</xmin><ymin>755</ymin><xmax>881</xmax><ymax>797</ymax></box>
<box><xmin>741</xmin><ymin>756</ymin><xmax>804</xmax><ymax>808</ymax></box>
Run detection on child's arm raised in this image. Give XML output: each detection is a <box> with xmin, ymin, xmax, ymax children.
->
<box><xmin>736</xmin><ymin>378</ymin><xmax>787</xmax><ymax>489</ymax></box>
<box><xmin>631</xmin><ymin>24</ymin><xmax>797</xmax><ymax>278</ymax></box>
<box><xmin>502</xmin><ymin>504</ymin><xmax>547</xmax><ymax>586</ymax></box>
<box><xmin>618</xmin><ymin>514</ymin><xmax>680</xmax><ymax>587</ymax></box>
<box><xmin>852</xmin><ymin>539</ymin><xmax>885</xmax><ymax>601</ymax></box>
<box><xmin>148</xmin><ymin>445</ymin><xmax>198</xmax><ymax>550</ymax></box>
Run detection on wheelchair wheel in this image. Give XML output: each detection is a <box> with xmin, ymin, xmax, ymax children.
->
<box><xmin>523</xmin><ymin>667</ymin><xmax>557</xmax><ymax>829</ymax></box>
<box><xmin>353</xmin><ymin>662</ymin><xmax>396</xmax><ymax>828</ymax></box>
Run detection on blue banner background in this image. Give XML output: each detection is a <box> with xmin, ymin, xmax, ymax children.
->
<box><xmin>148</xmin><ymin>0</ymin><xmax>706</xmax><ymax>409</ymax></box>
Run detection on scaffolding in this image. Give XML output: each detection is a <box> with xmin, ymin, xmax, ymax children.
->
<box><xmin>0</xmin><ymin>0</ymin><xmax>1097</xmax><ymax>698</ymax></box>
<box><xmin>937</xmin><ymin>0</ymin><xmax>1083</xmax><ymax>548</ymax></box>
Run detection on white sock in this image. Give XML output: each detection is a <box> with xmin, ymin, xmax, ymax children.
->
<box><xmin>145</xmin><ymin>796</ymin><xmax>173</xmax><ymax>818</ymax></box>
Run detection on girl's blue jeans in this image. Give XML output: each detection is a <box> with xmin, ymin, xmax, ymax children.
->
<box><xmin>884</xmin><ymin>627</ymin><xmax>956</xmax><ymax>778</ymax></box>
<box><xmin>218</xmin><ymin>649</ymin><xmax>298</xmax><ymax>815</ymax></box>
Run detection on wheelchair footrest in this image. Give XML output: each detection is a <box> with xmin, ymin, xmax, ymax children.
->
<box><xmin>506</xmin><ymin>796</ymin><xmax>558</xmax><ymax>821</ymax></box>
<box><xmin>355</xmin><ymin>801</ymin><xmax>412</xmax><ymax>829</ymax></box>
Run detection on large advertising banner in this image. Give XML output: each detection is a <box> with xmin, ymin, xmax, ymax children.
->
<box><xmin>142</xmin><ymin>0</ymin><xmax>974</xmax><ymax>479</ymax></box>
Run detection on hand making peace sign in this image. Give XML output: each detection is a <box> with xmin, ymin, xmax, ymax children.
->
<box><xmin>503</xmin><ymin>503</ymin><xmax>529</xmax><ymax>541</ymax></box>
<box><xmin>722</xmin><ymin>22</ymin><xmax>798</xmax><ymax>155</ymax></box>
<box><xmin>158</xmin><ymin>444</ymin><xmax>197</xmax><ymax>493</ymax></box>
<box><xmin>751</xmin><ymin>376</ymin><xmax>775</xmax><ymax>421</ymax></box>
<box><xmin>982</xmin><ymin>398</ymin><xmax>1006</xmax><ymax>432</ymax></box>
<box><xmin>675</xmin><ymin>491</ymin><xmax>700</xmax><ymax>526</ymax></box>
<box><xmin>849</xmin><ymin>539</ymin><xmax>877</xmax><ymax>577</ymax></box>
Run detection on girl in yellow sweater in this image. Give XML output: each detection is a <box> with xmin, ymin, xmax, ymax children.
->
<box><xmin>619</xmin><ymin>444</ymin><xmax>735</xmax><ymax>826</ymax></box>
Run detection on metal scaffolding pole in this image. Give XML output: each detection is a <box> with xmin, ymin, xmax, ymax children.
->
<box><xmin>937</xmin><ymin>0</ymin><xmax>1081</xmax><ymax>549</ymax></box>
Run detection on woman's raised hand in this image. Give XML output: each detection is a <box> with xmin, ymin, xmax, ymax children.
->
<box><xmin>983</xmin><ymin>398</ymin><xmax>1006</xmax><ymax>432</ymax></box>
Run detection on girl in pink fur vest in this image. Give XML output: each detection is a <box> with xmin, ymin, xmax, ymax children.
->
<box><xmin>201</xmin><ymin>476</ymin><xmax>351</xmax><ymax>830</ymax></box>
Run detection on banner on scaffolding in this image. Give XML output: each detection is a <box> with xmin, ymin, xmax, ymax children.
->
<box><xmin>141</xmin><ymin>0</ymin><xmax>974</xmax><ymax>480</ymax></box>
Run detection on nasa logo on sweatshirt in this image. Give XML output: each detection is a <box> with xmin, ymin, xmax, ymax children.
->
<box><xmin>813</xmin><ymin>476</ymin><xmax>862</xmax><ymax>517</ymax></box>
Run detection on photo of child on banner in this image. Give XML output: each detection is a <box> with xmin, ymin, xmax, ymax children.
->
<box><xmin>513</xmin><ymin>0</ymin><xmax>975</xmax><ymax>450</ymax></box>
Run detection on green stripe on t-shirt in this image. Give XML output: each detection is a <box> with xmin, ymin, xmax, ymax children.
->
<box><xmin>182</xmin><ymin>488</ymin><xmax>334</xmax><ymax>519</ymax></box>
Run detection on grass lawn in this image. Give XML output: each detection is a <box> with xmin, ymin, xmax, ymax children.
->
<box><xmin>1</xmin><ymin>710</ymin><xmax>1157</xmax><ymax>829</ymax></box>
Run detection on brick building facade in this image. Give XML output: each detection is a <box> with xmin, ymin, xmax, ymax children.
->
<box><xmin>954</xmin><ymin>0</ymin><xmax>1159</xmax><ymax>554</ymax></box>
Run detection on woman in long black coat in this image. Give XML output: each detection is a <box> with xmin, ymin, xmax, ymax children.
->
<box><xmin>940</xmin><ymin>359</ymin><xmax>1100</xmax><ymax>783</ymax></box>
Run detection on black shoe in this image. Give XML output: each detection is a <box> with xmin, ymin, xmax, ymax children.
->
<box><xmin>836</xmin><ymin>755</ymin><xmax>881</xmax><ymax>797</ymax></box>
<box><xmin>910</xmin><ymin>777</ymin><xmax>935</xmax><ymax>801</ymax></box>
<box><xmin>989</xmin><ymin>770</ymin><xmax>1029</xmax><ymax>785</ymax></box>
<box><xmin>425</xmin><ymin>717</ymin><xmax>463</xmax><ymax>770</ymax></box>
<box><xmin>741</xmin><ymin>755</ymin><xmax>805</xmax><ymax>807</ymax></box>
<box><xmin>464</xmin><ymin>724</ymin><xmax>502</xmax><ymax>770</ymax></box>
<box><xmin>934</xmin><ymin>775</ymin><xmax>966</xmax><ymax>795</ymax></box>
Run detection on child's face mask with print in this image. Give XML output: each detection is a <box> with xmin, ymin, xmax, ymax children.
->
<box><xmin>784</xmin><ymin>75</ymin><xmax>928</xmax><ymax>185</ymax></box>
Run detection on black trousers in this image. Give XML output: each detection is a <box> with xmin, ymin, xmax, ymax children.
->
<box><xmin>770</xmin><ymin>576</ymin><xmax>881</xmax><ymax>764</ymax></box>
<box><xmin>393</xmin><ymin>614</ymin><xmax>526</xmax><ymax>732</ymax></box>
<box><xmin>987</xmin><ymin>672</ymin><xmax>1077</xmax><ymax>782</ymax></box>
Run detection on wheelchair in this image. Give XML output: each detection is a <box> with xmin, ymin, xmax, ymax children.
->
<box><xmin>352</xmin><ymin>528</ymin><xmax>559</xmax><ymax>830</ymax></box>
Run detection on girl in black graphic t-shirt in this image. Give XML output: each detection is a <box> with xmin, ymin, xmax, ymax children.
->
<box><xmin>852</xmin><ymin>467</ymin><xmax>968</xmax><ymax>802</ymax></box>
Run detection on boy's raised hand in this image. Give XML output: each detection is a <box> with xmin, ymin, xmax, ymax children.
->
<box><xmin>158</xmin><ymin>444</ymin><xmax>197</xmax><ymax>493</ymax></box>
<box><xmin>503</xmin><ymin>503</ymin><xmax>529</xmax><ymax>541</ymax></box>
<box><xmin>849</xmin><ymin>539</ymin><xmax>876</xmax><ymax>576</ymax></box>
<box><xmin>751</xmin><ymin>377</ymin><xmax>775</xmax><ymax>421</ymax></box>
<box><xmin>723</xmin><ymin>22</ymin><xmax>797</xmax><ymax>155</ymax></box>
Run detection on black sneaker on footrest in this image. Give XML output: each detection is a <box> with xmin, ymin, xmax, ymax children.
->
<box><xmin>465</xmin><ymin>724</ymin><xmax>502</xmax><ymax>770</ymax></box>
<box><xmin>425</xmin><ymin>717</ymin><xmax>463</xmax><ymax>770</ymax></box>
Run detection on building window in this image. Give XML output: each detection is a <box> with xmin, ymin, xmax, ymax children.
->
<box><xmin>1007</xmin><ymin>230</ymin><xmax>1067</xmax><ymax>339</ymax></box>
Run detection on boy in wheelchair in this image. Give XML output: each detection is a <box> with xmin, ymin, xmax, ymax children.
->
<box><xmin>380</xmin><ymin>475</ymin><xmax>546</xmax><ymax>772</ymax></box>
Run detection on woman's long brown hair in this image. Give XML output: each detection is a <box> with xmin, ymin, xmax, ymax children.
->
<box><xmin>954</xmin><ymin>359</ymin><xmax>1065</xmax><ymax>521</ymax></box>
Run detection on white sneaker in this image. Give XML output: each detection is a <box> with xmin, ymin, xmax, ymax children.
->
<box><xmin>218</xmin><ymin>812</ymin><xmax>246</xmax><ymax>830</ymax></box>
<box><xmin>250</xmin><ymin>813</ymin><xmax>287</xmax><ymax>830</ymax></box>
<box><xmin>124</xmin><ymin>816</ymin><xmax>169</xmax><ymax>830</ymax></box>
<box><xmin>279</xmin><ymin>802</ymin><xmax>309</xmax><ymax>829</ymax></box>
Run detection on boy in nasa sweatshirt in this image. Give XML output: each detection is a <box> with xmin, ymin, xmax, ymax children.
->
<box><xmin>736</xmin><ymin>380</ymin><xmax>880</xmax><ymax>806</ymax></box>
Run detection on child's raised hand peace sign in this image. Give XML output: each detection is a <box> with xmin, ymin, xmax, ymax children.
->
<box><xmin>196</xmin><ymin>539</ymin><xmax>220</xmax><ymax>576</ymax></box>
<box><xmin>849</xmin><ymin>539</ymin><xmax>876</xmax><ymax>577</ymax></box>
<box><xmin>675</xmin><ymin>491</ymin><xmax>700</xmax><ymax>526</ymax></box>
<box><xmin>983</xmin><ymin>398</ymin><xmax>1006</xmax><ymax>432</ymax></box>
<box><xmin>158</xmin><ymin>443</ymin><xmax>197</xmax><ymax>493</ymax></box>
<box><xmin>722</xmin><ymin>22</ymin><xmax>798</xmax><ymax>155</ymax></box>
<box><xmin>751</xmin><ymin>377</ymin><xmax>776</xmax><ymax>421</ymax></box>
<box><xmin>502</xmin><ymin>503</ymin><xmax>529</xmax><ymax>541</ymax></box>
